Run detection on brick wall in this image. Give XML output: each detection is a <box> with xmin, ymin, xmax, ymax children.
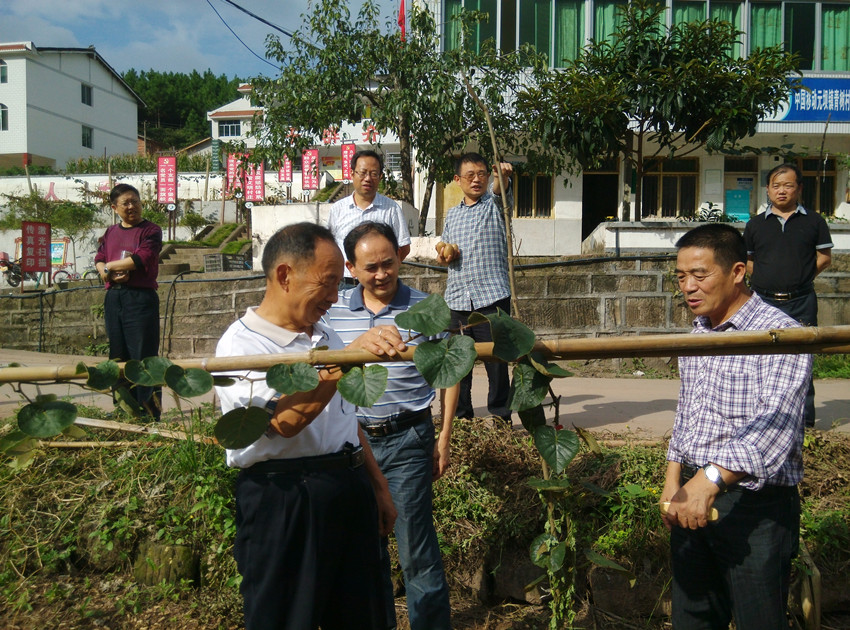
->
<box><xmin>2</xmin><ymin>255</ymin><xmax>848</xmax><ymax>358</ymax></box>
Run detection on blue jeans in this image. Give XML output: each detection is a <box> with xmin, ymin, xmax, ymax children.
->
<box><xmin>671</xmin><ymin>484</ymin><xmax>799</xmax><ymax>630</ymax></box>
<box><xmin>366</xmin><ymin>416</ymin><xmax>451</xmax><ymax>630</ymax></box>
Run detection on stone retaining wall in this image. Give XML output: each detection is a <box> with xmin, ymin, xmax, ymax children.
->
<box><xmin>2</xmin><ymin>255</ymin><xmax>848</xmax><ymax>357</ymax></box>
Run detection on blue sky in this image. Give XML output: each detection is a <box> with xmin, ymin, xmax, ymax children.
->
<box><xmin>0</xmin><ymin>0</ymin><xmax>398</xmax><ymax>80</ymax></box>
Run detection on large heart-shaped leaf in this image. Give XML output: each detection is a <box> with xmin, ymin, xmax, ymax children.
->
<box><xmin>518</xmin><ymin>404</ymin><xmax>547</xmax><ymax>433</ymax></box>
<box><xmin>394</xmin><ymin>293</ymin><xmax>451</xmax><ymax>337</ymax></box>
<box><xmin>17</xmin><ymin>400</ymin><xmax>78</xmax><ymax>438</ymax></box>
<box><xmin>86</xmin><ymin>360</ymin><xmax>120</xmax><ymax>390</ymax></box>
<box><xmin>214</xmin><ymin>406</ymin><xmax>269</xmax><ymax>449</ymax></box>
<box><xmin>509</xmin><ymin>361</ymin><xmax>551</xmax><ymax>411</ymax></box>
<box><xmin>124</xmin><ymin>357</ymin><xmax>172</xmax><ymax>387</ymax></box>
<box><xmin>529</xmin><ymin>533</ymin><xmax>566</xmax><ymax>572</ymax></box>
<box><xmin>413</xmin><ymin>335</ymin><xmax>476</xmax><ymax>389</ymax></box>
<box><xmin>533</xmin><ymin>425</ymin><xmax>580</xmax><ymax>474</ymax></box>
<box><xmin>487</xmin><ymin>308</ymin><xmax>536</xmax><ymax>362</ymax></box>
<box><xmin>337</xmin><ymin>365</ymin><xmax>388</xmax><ymax>407</ymax></box>
<box><xmin>266</xmin><ymin>362</ymin><xmax>319</xmax><ymax>395</ymax></box>
<box><xmin>165</xmin><ymin>365</ymin><xmax>215</xmax><ymax>398</ymax></box>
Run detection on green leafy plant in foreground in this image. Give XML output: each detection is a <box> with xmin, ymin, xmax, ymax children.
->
<box><xmin>4</xmin><ymin>293</ymin><xmax>599</xmax><ymax>626</ymax></box>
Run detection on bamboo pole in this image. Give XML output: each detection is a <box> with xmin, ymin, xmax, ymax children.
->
<box><xmin>2</xmin><ymin>325</ymin><xmax>850</xmax><ymax>384</ymax></box>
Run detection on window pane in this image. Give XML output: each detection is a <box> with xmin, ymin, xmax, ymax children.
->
<box><xmin>535</xmin><ymin>175</ymin><xmax>553</xmax><ymax>217</ymax></box>
<box><xmin>444</xmin><ymin>0</ymin><xmax>463</xmax><ymax>51</ymax></box>
<box><xmin>785</xmin><ymin>2</ymin><xmax>815</xmax><ymax>70</ymax></box>
<box><xmin>520</xmin><ymin>0</ymin><xmax>552</xmax><ymax>57</ymax></box>
<box><xmin>516</xmin><ymin>174</ymin><xmax>534</xmax><ymax>217</ymax></box>
<box><xmin>679</xmin><ymin>175</ymin><xmax>697</xmax><ymax>216</ymax></box>
<box><xmin>0</xmin><ymin>104</ymin><xmax>8</xmax><ymax>131</ymax></box>
<box><xmin>750</xmin><ymin>2</ymin><xmax>782</xmax><ymax>50</ymax></box>
<box><xmin>501</xmin><ymin>0</ymin><xmax>517</xmax><ymax>52</ymax></box>
<box><xmin>673</xmin><ymin>1</ymin><xmax>706</xmax><ymax>26</ymax></box>
<box><xmin>0</xmin><ymin>61</ymin><xmax>7</xmax><ymax>84</ymax></box>
<box><xmin>594</xmin><ymin>0</ymin><xmax>626</xmax><ymax>42</ymax></box>
<box><xmin>662</xmin><ymin>175</ymin><xmax>679</xmax><ymax>217</ymax></box>
<box><xmin>711</xmin><ymin>2</ymin><xmax>742</xmax><ymax>57</ymax></box>
<box><xmin>641</xmin><ymin>176</ymin><xmax>659</xmax><ymax>217</ymax></box>
<box><xmin>82</xmin><ymin>126</ymin><xmax>93</xmax><ymax>149</ymax></box>
<box><xmin>822</xmin><ymin>4</ymin><xmax>850</xmax><ymax>71</ymax></box>
<box><xmin>475</xmin><ymin>0</ymin><xmax>499</xmax><ymax>52</ymax></box>
<box><xmin>554</xmin><ymin>0</ymin><xmax>584</xmax><ymax>66</ymax></box>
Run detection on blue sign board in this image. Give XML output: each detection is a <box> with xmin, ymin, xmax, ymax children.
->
<box><xmin>725</xmin><ymin>190</ymin><xmax>750</xmax><ymax>222</ymax></box>
<box><xmin>774</xmin><ymin>77</ymin><xmax>850</xmax><ymax>122</ymax></box>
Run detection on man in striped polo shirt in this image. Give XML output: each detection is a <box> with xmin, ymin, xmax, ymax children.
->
<box><xmin>327</xmin><ymin>150</ymin><xmax>411</xmax><ymax>289</ymax></box>
<box><xmin>326</xmin><ymin>221</ymin><xmax>456</xmax><ymax>630</ymax></box>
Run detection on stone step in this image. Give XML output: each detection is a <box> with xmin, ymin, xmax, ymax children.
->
<box><xmin>159</xmin><ymin>262</ymin><xmax>192</xmax><ymax>277</ymax></box>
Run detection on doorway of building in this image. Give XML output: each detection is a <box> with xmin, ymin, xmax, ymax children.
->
<box><xmin>582</xmin><ymin>172</ymin><xmax>619</xmax><ymax>240</ymax></box>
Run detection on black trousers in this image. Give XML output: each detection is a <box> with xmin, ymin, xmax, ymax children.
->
<box><xmin>104</xmin><ymin>286</ymin><xmax>161</xmax><ymax>418</ymax></box>
<box><xmin>760</xmin><ymin>291</ymin><xmax>817</xmax><ymax>427</ymax></box>
<box><xmin>234</xmin><ymin>465</ymin><xmax>387</xmax><ymax>630</ymax></box>
<box><xmin>450</xmin><ymin>296</ymin><xmax>511</xmax><ymax>422</ymax></box>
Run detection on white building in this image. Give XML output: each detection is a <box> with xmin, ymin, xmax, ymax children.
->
<box><xmin>420</xmin><ymin>0</ymin><xmax>850</xmax><ymax>255</ymax></box>
<box><xmin>0</xmin><ymin>42</ymin><xmax>143</xmax><ymax>170</ymax></box>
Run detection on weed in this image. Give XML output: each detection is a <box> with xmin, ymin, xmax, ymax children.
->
<box><xmin>813</xmin><ymin>353</ymin><xmax>850</xmax><ymax>379</ymax></box>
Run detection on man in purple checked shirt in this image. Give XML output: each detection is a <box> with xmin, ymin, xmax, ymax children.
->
<box><xmin>661</xmin><ymin>223</ymin><xmax>810</xmax><ymax>630</ymax></box>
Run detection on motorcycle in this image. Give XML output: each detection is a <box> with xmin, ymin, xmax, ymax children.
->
<box><xmin>0</xmin><ymin>253</ymin><xmax>39</xmax><ymax>287</ymax></box>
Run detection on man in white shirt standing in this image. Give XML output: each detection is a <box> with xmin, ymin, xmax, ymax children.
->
<box><xmin>327</xmin><ymin>150</ymin><xmax>411</xmax><ymax>288</ymax></box>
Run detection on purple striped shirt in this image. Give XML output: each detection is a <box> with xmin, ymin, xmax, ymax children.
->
<box><xmin>667</xmin><ymin>293</ymin><xmax>811</xmax><ymax>490</ymax></box>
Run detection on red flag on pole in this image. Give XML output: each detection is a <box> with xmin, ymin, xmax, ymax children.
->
<box><xmin>398</xmin><ymin>0</ymin><xmax>406</xmax><ymax>41</ymax></box>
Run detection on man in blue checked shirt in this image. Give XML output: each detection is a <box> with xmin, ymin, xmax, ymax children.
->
<box><xmin>661</xmin><ymin>223</ymin><xmax>811</xmax><ymax>630</ymax></box>
<box><xmin>326</xmin><ymin>221</ymin><xmax>457</xmax><ymax>630</ymax></box>
<box><xmin>436</xmin><ymin>152</ymin><xmax>513</xmax><ymax>424</ymax></box>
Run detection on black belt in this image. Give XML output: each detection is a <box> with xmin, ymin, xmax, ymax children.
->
<box><xmin>243</xmin><ymin>446</ymin><xmax>364</xmax><ymax>474</ymax></box>
<box><xmin>753</xmin><ymin>284</ymin><xmax>813</xmax><ymax>301</ymax></box>
<box><xmin>361</xmin><ymin>407</ymin><xmax>432</xmax><ymax>437</ymax></box>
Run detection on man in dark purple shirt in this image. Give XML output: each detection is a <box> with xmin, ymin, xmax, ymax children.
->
<box><xmin>94</xmin><ymin>184</ymin><xmax>163</xmax><ymax>419</ymax></box>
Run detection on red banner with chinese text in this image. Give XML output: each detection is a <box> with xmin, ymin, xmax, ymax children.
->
<box><xmin>278</xmin><ymin>157</ymin><xmax>293</xmax><ymax>183</ymax></box>
<box><xmin>20</xmin><ymin>222</ymin><xmax>51</xmax><ymax>273</ymax></box>
<box><xmin>244</xmin><ymin>162</ymin><xmax>265</xmax><ymax>202</ymax></box>
<box><xmin>341</xmin><ymin>143</ymin><xmax>356</xmax><ymax>181</ymax></box>
<box><xmin>302</xmin><ymin>149</ymin><xmax>319</xmax><ymax>190</ymax></box>
<box><xmin>226</xmin><ymin>154</ymin><xmax>244</xmax><ymax>194</ymax></box>
<box><xmin>156</xmin><ymin>156</ymin><xmax>177</xmax><ymax>204</ymax></box>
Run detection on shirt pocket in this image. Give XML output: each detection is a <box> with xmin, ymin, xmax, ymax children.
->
<box><xmin>712</xmin><ymin>371</ymin><xmax>755</xmax><ymax>424</ymax></box>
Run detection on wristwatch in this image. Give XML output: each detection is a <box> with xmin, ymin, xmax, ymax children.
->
<box><xmin>702</xmin><ymin>463</ymin><xmax>727</xmax><ymax>492</ymax></box>
<box><xmin>103</xmin><ymin>266</ymin><xmax>110</xmax><ymax>275</ymax></box>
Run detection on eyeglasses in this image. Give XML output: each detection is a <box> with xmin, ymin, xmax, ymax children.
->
<box><xmin>459</xmin><ymin>170</ymin><xmax>490</xmax><ymax>182</ymax></box>
<box><xmin>354</xmin><ymin>170</ymin><xmax>381</xmax><ymax>180</ymax></box>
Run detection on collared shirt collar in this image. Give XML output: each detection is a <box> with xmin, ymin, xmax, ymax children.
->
<box><xmin>765</xmin><ymin>203</ymin><xmax>806</xmax><ymax>218</ymax></box>
<box><xmin>693</xmin><ymin>292</ymin><xmax>764</xmax><ymax>333</ymax></box>
<box><xmin>347</xmin><ymin>280</ymin><xmax>412</xmax><ymax>317</ymax></box>
<box><xmin>241</xmin><ymin>306</ymin><xmax>331</xmax><ymax>347</ymax></box>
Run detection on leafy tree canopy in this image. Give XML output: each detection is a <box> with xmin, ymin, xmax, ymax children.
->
<box><xmin>122</xmin><ymin>69</ymin><xmax>242</xmax><ymax>150</ymax></box>
<box><xmin>518</xmin><ymin>0</ymin><xmax>801</xmax><ymax>218</ymax></box>
<box><xmin>245</xmin><ymin>0</ymin><xmax>546</xmax><ymax>233</ymax></box>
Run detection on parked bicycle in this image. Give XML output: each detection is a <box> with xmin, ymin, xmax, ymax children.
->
<box><xmin>52</xmin><ymin>265</ymin><xmax>101</xmax><ymax>283</ymax></box>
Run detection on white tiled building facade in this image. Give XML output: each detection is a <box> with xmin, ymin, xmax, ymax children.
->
<box><xmin>0</xmin><ymin>42</ymin><xmax>142</xmax><ymax>170</ymax></box>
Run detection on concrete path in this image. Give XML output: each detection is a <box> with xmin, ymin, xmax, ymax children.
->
<box><xmin>1</xmin><ymin>349</ymin><xmax>848</xmax><ymax>438</ymax></box>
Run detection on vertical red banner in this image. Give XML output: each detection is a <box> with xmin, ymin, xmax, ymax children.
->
<box><xmin>21</xmin><ymin>221</ymin><xmax>51</xmax><ymax>273</ymax></box>
<box><xmin>156</xmin><ymin>156</ymin><xmax>177</xmax><ymax>204</ymax></box>
<box><xmin>226</xmin><ymin>153</ymin><xmax>243</xmax><ymax>194</ymax></box>
<box><xmin>341</xmin><ymin>143</ymin><xmax>356</xmax><ymax>181</ymax></box>
<box><xmin>302</xmin><ymin>149</ymin><xmax>319</xmax><ymax>190</ymax></box>
<box><xmin>278</xmin><ymin>157</ymin><xmax>293</xmax><ymax>183</ymax></box>
<box><xmin>244</xmin><ymin>162</ymin><xmax>265</xmax><ymax>202</ymax></box>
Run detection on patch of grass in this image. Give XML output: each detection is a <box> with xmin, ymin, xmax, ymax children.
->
<box><xmin>220</xmin><ymin>239</ymin><xmax>250</xmax><ymax>255</ymax></box>
<box><xmin>201</xmin><ymin>224</ymin><xmax>239</xmax><ymax>248</ymax></box>
<box><xmin>813</xmin><ymin>353</ymin><xmax>850</xmax><ymax>379</ymax></box>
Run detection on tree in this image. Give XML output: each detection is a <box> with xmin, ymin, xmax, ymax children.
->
<box><xmin>517</xmin><ymin>0</ymin><xmax>802</xmax><ymax>219</ymax></box>
<box><xmin>247</xmin><ymin>0</ymin><xmax>544</xmax><ymax>234</ymax></box>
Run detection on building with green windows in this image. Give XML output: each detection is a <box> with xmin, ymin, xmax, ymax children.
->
<box><xmin>419</xmin><ymin>0</ymin><xmax>850</xmax><ymax>254</ymax></box>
